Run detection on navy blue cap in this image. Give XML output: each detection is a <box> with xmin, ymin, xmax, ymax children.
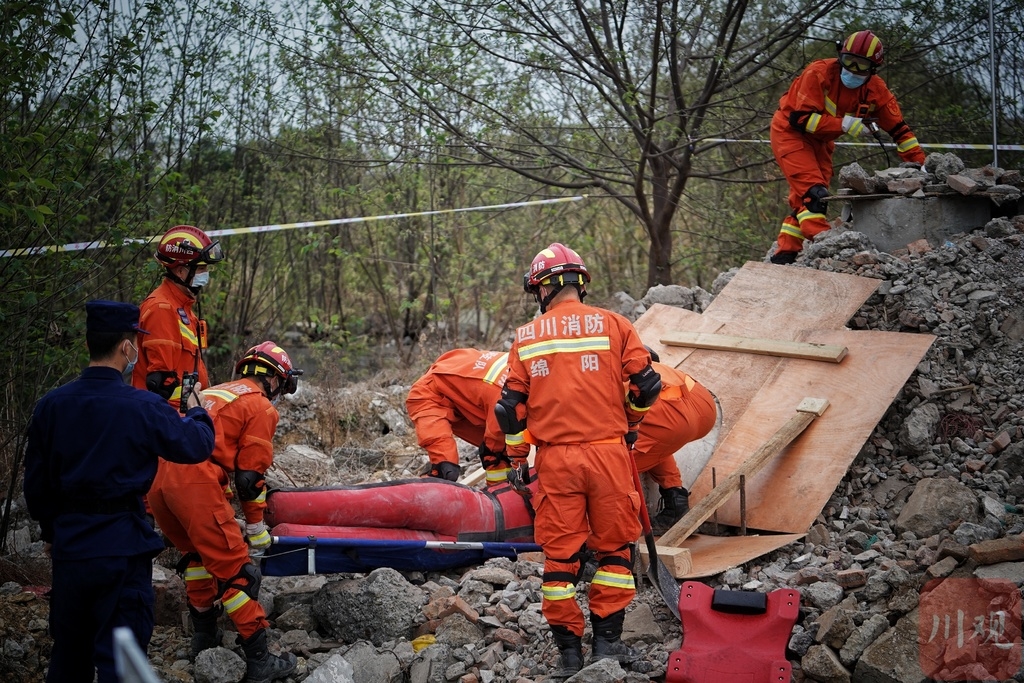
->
<box><xmin>86</xmin><ymin>300</ymin><xmax>150</xmax><ymax>335</ymax></box>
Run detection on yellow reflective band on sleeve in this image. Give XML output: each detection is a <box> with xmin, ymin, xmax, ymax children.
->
<box><xmin>805</xmin><ymin>113</ymin><xmax>822</xmax><ymax>133</ymax></box>
<box><xmin>780</xmin><ymin>224</ymin><xmax>806</xmax><ymax>240</ymax></box>
<box><xmin>796</xmin><ymin>208</ymin><xmax>825</xmax><ymax>224</ymax></box>
<box><xmin>223</xmin><ymin>591</ymin><xmax>251</xmax><ymax>615</ymax></box>
<box><xmin>204</xmin><ymin>389</ymin><xmax>240</xmax><ymax>403</ymax></box>
<box><xmin>627</xmin><ymin>400</ymin><xmax>652</xmax><ymax>413</ymax></box>
<box><xmin>591</xmin><ymin>570</ymin><xmax>636</xmax><ymax>590</ymax></box>
<box><xmin>505</xmin><ymin>432</ymin><xmax>525</xmax><ymax>447</ymax></box>
<box><xmin>897</xmin><ymin>137</ymin><xmax>920</xmax><ymax>153</ymax></box>
<box><xmin>248</xmin><ymin>529</ymin><xmax>271</xmax><ymax>546</ymax></box>
<box><xmin>824</xmin><ymin>96</ymin><xmax>837</xmax><ymax>116</ymax></box>
<box><xmin>253</xmin><ymin>489</ymin><xmax>267</xmax><ymax>504</ymax></box>
<box><xmin>170</xmin><ymin>386</ymin><xmax>182</xmax><ymax>400</ymax></box>
<box><xmin>178</xmin><ymin>320</ymin><xmax>199</xmax><ymax>346</ymax></box>
<box><xmin>184</xmin><ymin>566</ymin><xmax>213</xmax><ymax>582</ymax></box>
<box><xmin>482</xmin><ymin>353</ymin><xmax>510</xmax><ymax>385</ymax></box>
<box><xmin>485</xmin><ymin>467</ymin><xmax>511</xmax><ymax>484</ymax></box>
<box><xmin>518</xmin><ymin>336</ymin><xmax>611</xmax><ymax>360</ymax></box>
<box><xmin>542</xmin><ymin>584</ymin><xmax>577</xmax><ymax>601</ymax></box>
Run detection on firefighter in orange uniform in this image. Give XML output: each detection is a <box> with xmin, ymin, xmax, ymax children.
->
<box><xmin>133</xmin><ymin>225</ymin><xmax>224</xmax><ymax>405</ymax></box>
<box><xmin>496</xmin><ymin>243</ymin><xmax>660</xmax><ymax>675</ymax></box>
<box><xmin>147</xmin><ymin>342</ymin><xmax>302</xmax><ymax>683</ymax></box>
<box><xmin>406</xmin><ymin>348</ymin><xmax>513</xmax><ymax>486</ymax></box>
<box><xmin>636</xmin><ymin>359</ymin><xmax>718</xmax><ymax>534</ymax></box>
<box><xmin>769</xmin><ymin>30</ymin><xmax>925</xmax><ymax>264</ymax></box>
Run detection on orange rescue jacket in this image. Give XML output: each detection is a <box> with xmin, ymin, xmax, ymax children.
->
<box><xmin>202</xmin><ymin>377</ymin><xmax>279</xmax><ymax>524</ymax></box>
<box><xmin>407</xmin><ymin>348</ymin><xmax>509</xmax><ymax>455</ymax></box>
<box><xmin>772</xmin><ymin>58</ymin><xmax>925</xmax><ymax>164</ymax></box>
<box><xmin>504</xmin><ymin>299</ymin><xmax>652</xmax><ymax>453</ymax></box>
<box><xmin>132</xmin><ymin>279</ymin><xmax>209</xmax><ymax>404</ymax></box>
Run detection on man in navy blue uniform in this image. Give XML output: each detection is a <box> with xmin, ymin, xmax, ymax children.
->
<box><xmin>24</xmin><ymin>300</ymin><xmax>215</xmax><ymax>683</ymax></box>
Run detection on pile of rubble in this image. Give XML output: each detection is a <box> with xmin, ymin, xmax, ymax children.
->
<box><xmin>2</xmin><ymin>191</ymin><xmax>1024</xmax><ymax>683</ymax></box>
<box><xmin>837</xmin><ymin>153</ymin><xmax>1022</xmax><ymax>207</ymax></box>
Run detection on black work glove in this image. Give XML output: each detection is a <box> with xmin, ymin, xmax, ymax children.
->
<box><xmin>478</xmin><ymin>443</ymin><xmax>512</xmax><ymax>471</ymax></box>
<box><xmin>625</xmin><ymin>420</ymin><xmax>641</xmax><ymax>448</ymax></box>
<box><xmin>428</xmin><ymin>461</ymin><xmax>461</xmax><ymax>482</ymax></box>
<box><xmin>507</xmin><ymin>460</ymin><xmax>532</xmax><ymax>495</ymax></box>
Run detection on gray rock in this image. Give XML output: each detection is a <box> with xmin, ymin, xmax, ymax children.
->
<box><xmin>408</xmin><ymin>643</ymin><xmax>454</xmax><ymax>683</ymax></box>
<box><xmin>895</xmin><ymin>478</ymin><xmax>980</xmax><ymax>537</ymax></box>
<box><xmin>456</xmin><ymin>578</ymin><xmax>494</xmax><ymax>610</ymax></box>
<box><xmin>801</xmin><ymin>644</ymin><xmax>851</xmax><ymax>683</ymax></box>
<box><xmin>193</xmin><ymin>647</ymin><xmax>246</xmax><ymax>683</ymax></box>
<box><xmin>974</xmin><ymin>561</ymin><xmax>1024</xmax><ymax>584</ymax></box>
<box><xmin>803</xmin><ymin>581</ymin><xmax>845</xmax><ymax>610</ymax></box>
<box><xmin>622</xmin><ymin>603</ymin><xmax>663</xmax><ymax>644</ymax></box>
<box><xmin>924</xmin><ymin>152</ymin><xmax>965</xmax><ymax>181</ymax></box>
<box><xmin>312</xmin><ymin>568</ymin><xmax>423</xmax><ymax>645</ymax></box>
<box><xmin>897</xmin><ymin>403</ymin><xmax>941</xmax><ymax>456</ymax></box>
<box><xmin>275</xmin><ymin>603</ymin><xmax>317</xmax><ymax>632</ymax></box>
<box><xmin>336</xmin><ymin>641</ymin><xmax>402</xmax><ymax>683</ymax></box>
<box><xmin>839</xmin><ymin>613</ymin><xmax>889</xmax><ymax>666</ymax></box>
<box><xmin>435</xmin><ymin>613</ymin><xmax>483</xmax><ymax>648</ymax></box>
<box><xmin>565</xmin><ymin>657</ymin><xmax>628</xmax><ymax>682</ymax></box>
<box><xmin>305</xmin><ymin>653</ymin><xmax>356</xmax><ymax>683</ymax></box>
<box><xmin>462</xmin><ymin>565</ymin><xmax>516</xmax><ymax>587</ymax></box>
<box><xmin>854</xmin><ymin>609</ymin><xmax>928</xmax><ymax>682</ymax></box>
<box><xmin>952</xmin><ymin>521</ymin><xmax>999</xmax><ymax>545</ymax></box>
<box><xmin>641</xmin><ymin>284</ymin><xmax>696</xmax><ymax>310</ymax></box>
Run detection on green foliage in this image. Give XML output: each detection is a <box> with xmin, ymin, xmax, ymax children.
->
<box><xmin>3</xmin><ymin>0</ymin><xmax>1023</xmax><ymax>549</ymax></box>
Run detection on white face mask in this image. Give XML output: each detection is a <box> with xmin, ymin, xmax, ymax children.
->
<box><xmin>190</xmin><ymin>271</ymin><xmax>210</xmax><ymax>289</ymax></box>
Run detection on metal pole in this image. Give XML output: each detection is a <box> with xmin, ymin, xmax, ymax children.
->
<box><xmin>989</xmin><ymin>0</ymin><xmax>999</xmax><ymax>168</ymax></box>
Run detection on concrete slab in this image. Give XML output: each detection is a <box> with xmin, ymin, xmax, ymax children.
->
<box><xmin>838</xmin><ymin>195</ymin><xmax>990</xmax><ymax>251</ymax></box>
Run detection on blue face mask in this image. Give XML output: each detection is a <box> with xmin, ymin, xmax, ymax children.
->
<box><xmin>841</xmin><ymin>68</ymin><xmax>869</xmax><ymax>89</ymax></box>
<box><xmin>190</xmin><ymin>271</ymin><xmax>210</xmax><ymax>289</ymax></box>
<box><xmin>123</xmin><ymin>341</ymin><xmax>139</xmax><ymax>378</ymax></box>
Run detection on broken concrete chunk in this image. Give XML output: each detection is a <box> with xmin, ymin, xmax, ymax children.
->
<box><xmin>946</xmin><ymin>174</ymin><xmax>980</xmax><ymax>195</ymax></box>
<box><xmin>924</xmin><ymin>152</ymin><xmax>965</xmax><ymax>181</ymax></box>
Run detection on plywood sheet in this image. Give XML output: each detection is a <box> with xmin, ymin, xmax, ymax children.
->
<box><xmin>677</xmin><ymin>533</ymin><xmax>806</xmax><ymax>579</ymax></box>
<box><xmin>636</xmin><ymin>262</ymin><xmax>881</xmax><ymax>444</ymax></box>
<box><xmin>701</xmin><ymin>262</ymin><xmax>880</xmax><ymax>332</ymax></box>
<box><xmin>689</xmin><ymin>328</ymin><xmax>934</xmax><ymax>533</ymax></box>
<box><xmin>633</xmin><ymin>305</ymin><xmax>718</xmax><ymax>368</ymax></box>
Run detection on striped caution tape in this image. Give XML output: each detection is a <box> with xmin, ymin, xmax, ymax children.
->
<box><xmin>1</xmin><ymin>195</ymin><xmax>588</xmax><ymax>259</ymax></box>
<box><xmin>703</xmin><ymin>138</ymin><xmax>1024</xmax><ymax>151</ymax></box>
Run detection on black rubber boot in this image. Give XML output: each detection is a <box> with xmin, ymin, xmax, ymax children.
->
<box><xmin>651</xmin><ymin>487</ymin><xmax>689</xmax><ymax>536</ymax></box>
<box><xmin>240</xmin><ymin>629</ymin><xmax>297</xmax><ymax>683</ymax></box>
<box><xmin>591</xmin><ymin>609</ymin><xmax>638</xmax><ymax>663</ymax></box>
<box><xmin>550</xmin><ymin>625</ymin><xmax>583</xmax><ymax>677</ymax></box>
<box><xmin>188</xmin><ymin>604</ymin><xmax>223</xmax><ymax>660</ymax></box>
<box><xmin>770</xmin><ymin>250</ymin><xmax>798</xmax><ymax>265</ymax></box>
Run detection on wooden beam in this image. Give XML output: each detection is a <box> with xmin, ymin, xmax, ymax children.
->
<box><xmin>638</xmin><ymin>545</ymin><xmax>692</xmax><ymax>577</ymax></box>
<box><xmin>657</xmin><ymin>398</ymin><xmax>829</xmax><ymax>548</ymax></box>
<box><xmin>661</xmin><ymin>331</ymin><xmax>848</xmax><ymax>363</ymax></box>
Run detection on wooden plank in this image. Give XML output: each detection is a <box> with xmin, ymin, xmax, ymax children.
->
<box><xmin>633</xmin><ymin>305</ymin><xmax>720</xmax><ymax>369</ymax></box>
<box><xmin>657</xmin><ymin>399</ymin><xmax>828</xmax><ymax>548</ymax></box>
<box><xmin>690</xmin><ymin>328</ymin><xmax>935</xmax><ymax>533</ymax></box>
<box><xmin>674</xmin><ymin>534</ymin><xmax>805</xmax><ymax>579</ymax></box>
<box><xmin>661</xmin><ymin>330</ymin><xmax>849</xmax><ymax>363</ymax></box>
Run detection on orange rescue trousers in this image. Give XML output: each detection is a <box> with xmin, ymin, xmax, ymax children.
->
<box><xmin>771</xmin><ymin>127</ymin><xmax>834</xmax><ymax>254</ymax></box>
<box><xmin>632</xmin><ymin>381</ymin><xmax>717</xmax><ymax>489</ymax></box>
<box><xmin>148</xmin><ymin>460</ymin><xmax>269</xmax><ymax>640</ymax></box>
<box><xmin>533</xmin><ymin>442</ymin><xmax>641</xmax><ymax>636</ymax></box>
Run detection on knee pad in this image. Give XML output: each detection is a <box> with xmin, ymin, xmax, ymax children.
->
<box><xmin>223</xmin><ymin>563</ymin><xmax>262</xmax><ymax>602</ymax></box>
<box><xmin>802</xmin><ymin>185</ymin><xmax>829</xmax><ymax>215</ymax></box>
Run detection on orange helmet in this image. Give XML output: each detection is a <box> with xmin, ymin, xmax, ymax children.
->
<box><xmin>236</xmin><ymin>341</ymin><xmax>303</xmax><ymax>396</ymax></box>
<box><xmin>838</xmin><ymin>30</ymin><xmax>883</xmax><ymax>73</ymax></box>
<box><xmin>524</xmin><ymin>243</ymin><xmax>591</xmax><ymax>291</ymax></box>
<box><xmin>155</xmin><ymin>225</ymin><xmax>224</xmax><ymax>268</ymax></box>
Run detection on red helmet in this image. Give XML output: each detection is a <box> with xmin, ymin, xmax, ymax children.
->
<box><xmin>236</xmin><ymin>341</ymin><xmax>303</xmax><ymax>395</ymax></box>
<box><xmin>524</xmin><ymin>243</ymin><xmax>591</xmax><ymax>291</ymax></box>
<box><xmin>155</xmin><ymin>225</ymin><xmax>224</xmax><ymax>268</ymax></box>
<box><xmin>838</xmin><ymin>30</ymin><xmax>883</xmax><ymax>73</ymax></box>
